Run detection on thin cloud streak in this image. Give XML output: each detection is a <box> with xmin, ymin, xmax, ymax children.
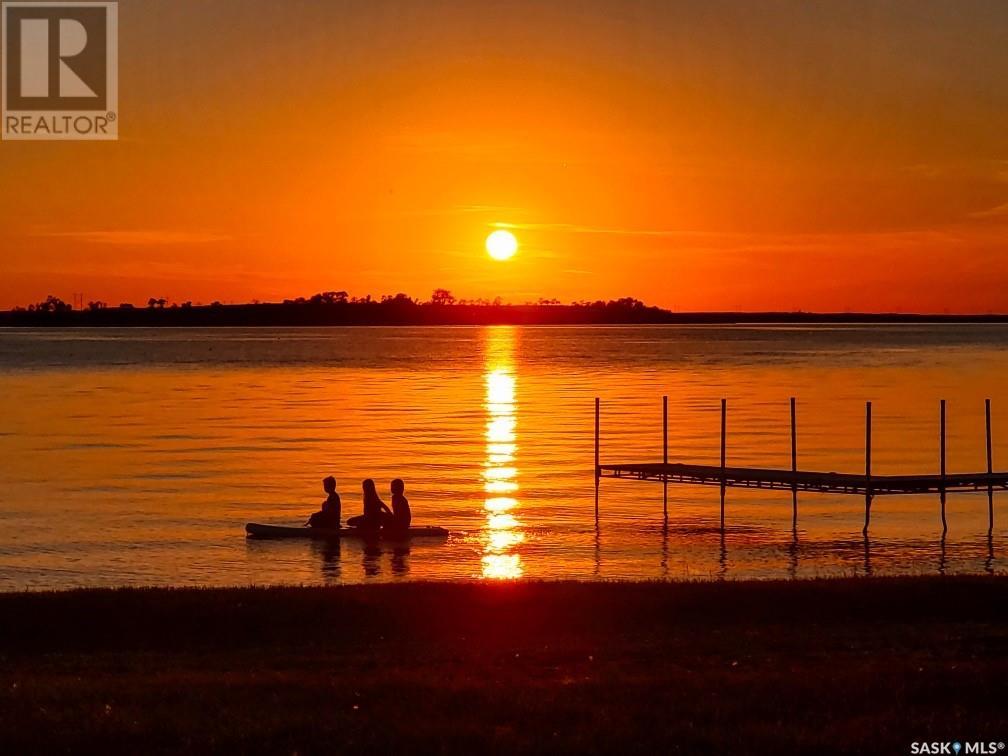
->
<box><xmin>970</xmin><ymin>201</ymin><xmax>1008</xmax><ymax>219</ymax></box>
<box><xmin>31</xmin><ymin>230</ymin><xmax>232</xmax><ymax>246</ymax></box>
<box><xmin>490</xmin><ymin>221</ymin><xmax>974</xmax><ymax>247</ymax></box>
<box><xmin>491</xmin><ymin>221</ymin><xmax>692</xmax><ymax>238</ymax></box>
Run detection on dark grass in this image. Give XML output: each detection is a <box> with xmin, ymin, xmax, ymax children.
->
<box><xmin>2</xmin><ymin>576</ymin><xmax>1008</xmax><ymax>754</ymax></box>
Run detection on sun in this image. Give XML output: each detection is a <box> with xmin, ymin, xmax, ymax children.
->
<box><xmin>486</xmin><ymin>230</ymin><xmax>518</xmax><ymax>261</ymax></box>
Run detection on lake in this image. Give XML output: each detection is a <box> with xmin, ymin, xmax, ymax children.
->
<box><xmin>0</xmin><ymin>324</ymin><xmax>1005</xmax><ymax>589</ymax></box>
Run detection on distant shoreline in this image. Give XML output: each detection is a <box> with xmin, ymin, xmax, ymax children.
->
<box><xmin>2</xmin><ymin>576</ymin><xmax>1006</xmax><ymax>752</ymax></box>
<box><xmin>3</xmin><ymin>300</ymin><xmax>1008</xmax><ymax>328</ymax></box>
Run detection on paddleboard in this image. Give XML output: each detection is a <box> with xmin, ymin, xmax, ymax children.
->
<box><xmin>245</xmin><ymin>522</ymin><xmax>449</xmax><ymax>540</ymax></box>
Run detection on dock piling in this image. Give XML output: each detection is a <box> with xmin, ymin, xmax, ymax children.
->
<box><xmin>940</xmin><ymin>399</ymin><xmax>948</xmax><ymax>534</ymax></box>
<box><xmin>594</xmin><ymin>397</ymin><xmax>600</xmax><ymax>525</ymax></box>
<box><xmin>863</xmin><ymin>401</ymin><xmax>872</xmax><ymax>536</ymax></box>
<box><xmin>987</xmin><ymin>399</ymin><xmax>994</xmax><ymax>536</ymax></box>
<box><xmin>662</xmin><ymin>395</ymin><xmax>668</xmax><ymax>524</ymax></box>
<box><xmin>720</xmin><ymin>398</ymin><xmax>727</xmax><ymax>532</ymax></box>
<box><xmin>790</xmin><ymin>397</ymin><xmax>797</xmax><ymax>531</ymax></box>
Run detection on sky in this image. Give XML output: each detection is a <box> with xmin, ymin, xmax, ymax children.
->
<box><xmin>2</xmin><ymin>0</ymin><xmax>1008</xmax><ymax>312</ymax></box>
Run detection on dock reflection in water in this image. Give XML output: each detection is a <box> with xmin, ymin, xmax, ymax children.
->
<box><xmin>482</xmin><ymin>327</ymin><xmax>524</xmax><ymax>579</ymax></box>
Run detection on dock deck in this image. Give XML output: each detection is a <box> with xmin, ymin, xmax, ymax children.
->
<box><xmin>593</xmin><ymin>396</ymin><xmax>1001</xmax><ymax>535</ymax></box>
<box><xmin>598</xmin><ymin>462</ymin><xmax>1008</xmax><ymax>497</ymax></box>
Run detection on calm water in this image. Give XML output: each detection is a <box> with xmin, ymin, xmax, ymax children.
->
<box><xmin>0</xmin><ymin>324</ymin><xmax>1006</xmax><ymax>590</ymax></box>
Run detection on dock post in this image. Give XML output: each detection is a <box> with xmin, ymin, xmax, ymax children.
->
<box><xmin>720</xmin><ymin>398</ymin><xmax>727</xmax><ymax>532</ymax></box>
<box><xmin>662</xmin><ymin>395</ymin><xmax>668</xmax><ymax>524</ymax></box>
<box><xmin>940</xmin><ymin>399</ymin><xmax>947</xmax><ymax>534</ymax></box>
<box><xmin>790</xmin><ymin>397</ymin><xmax>797</xmax><ymax>532</ymax></box>
<box><xmin>986</xmin><ymin>399</ymin><xmax>993</xmax><ymax>537</ymax></box>
<box><xmin>594</xmin><ymin>397</ymin><xmax>600</xmax><ymax>526</ymax></box>
<box><xmin>863</xmin><ymin>401</ymin><xmax>872</xmax><ymax>536</ymax></box>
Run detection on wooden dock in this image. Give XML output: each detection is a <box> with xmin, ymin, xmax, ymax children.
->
<box><xmin>593</xmin><ymin>397</ymin><xmax>1001</xmax><ymax>536</ymax></box>
<box><xmin>598</xmin><ymin>462</ymin><xmax>1008</xmax><ymax>497</ymax></box>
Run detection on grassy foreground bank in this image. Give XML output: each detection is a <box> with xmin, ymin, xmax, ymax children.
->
<box><xmin>2</xmin><ymin>577</ymin><xmax>1007</xmax><ymax>754</ymax></box>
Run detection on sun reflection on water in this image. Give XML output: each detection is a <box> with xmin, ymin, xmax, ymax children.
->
<box><xmin>482</xmin><ymin>327</ymin><xmax>524</xmax><ymax>579</ymax></box>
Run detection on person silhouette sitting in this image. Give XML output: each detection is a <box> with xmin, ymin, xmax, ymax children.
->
<box><xmin>346</xmin><ymin>478</ymin><xmax>392</xmax><ymax>530</ymax></box>
<box><xmin>307</xmin><ymin>476</ymin><xmax>341</xmax><ymax>529</ymax></box>
<box><xmin>387</xmin><ymin>478</ymin><xmax>412</xmax><ymax>532</ymax></box>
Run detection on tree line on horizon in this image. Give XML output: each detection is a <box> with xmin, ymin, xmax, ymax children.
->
<box><xmin>2</xmin><ymin>289</ymin><xmax>673</xmax><ymax>327</ymax></box>
<box><xmin>6</xmin><ymin>292</ymin><xmax>1005</xmax><ymax>325</ymax></box>
<box><xmin>12</xmin><ymin>289</ymin><xmax>654</xmax><ymax>314</ymax></box>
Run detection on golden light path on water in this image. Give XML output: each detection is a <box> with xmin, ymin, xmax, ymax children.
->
<box><xmin>482</xmin><ymin>327</ymin><xmax>524</xmax><ymax>579</ymax></box>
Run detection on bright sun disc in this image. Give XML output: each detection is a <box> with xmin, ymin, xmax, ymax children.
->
<box><xmin>486</xmin><ymin>230</ymin><xmax>518</xmax><ymax>261</ymax></box>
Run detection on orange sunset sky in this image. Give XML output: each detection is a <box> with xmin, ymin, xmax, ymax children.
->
<box><xmin>2</xmin><ymin>0</ymin><xmax>1008</xmax><ymax>312</ymax></box>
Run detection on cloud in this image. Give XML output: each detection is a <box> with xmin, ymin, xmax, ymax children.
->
<box><xmin>996</xmin><ymin>161</ymin><xmax>1008</xmax><ymax>184</ymax></box>
<box><xmin>489</xmin><ymin>221</ymin><xmax>975</xmax><ymax>257</ymax></box>
<box><xmin>970</xmin><ymin>201</ymin><xmax>1008</xmax><ymax>219</ymax></box>
<box><xmin>453</xmin><ymin>204</ymin><xmax>528</xmax><ymax>216</ymax></box>
<box><xmin>491</xmin><ymin>221</ymin><xmax>693</xmax><ymax>238</ymax></box>
<box><xmin>32</xmin><ymin>229</ymin><xmax>232</xmax><ymax>245</ymax></box>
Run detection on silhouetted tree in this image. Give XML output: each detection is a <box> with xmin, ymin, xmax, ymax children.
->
<box><xmin>309</xmin><ymin>291</ymin><xmax>350</xmax><ymax>305</ymax></box>
<box><xmin>613</xmin><ymin>297</ymin><xmax>645</xmax><ymax>309</ymax></box>
<box><xmin>382</xmin><ymin>293</ymin><xmax>415</xmax><ymax>306</ymax></box>
<box><xmin>36</xmin><ymin>295</ymin><xmax>71</xmax><ymax>313</ymax></box>
<box><xmin>431</xmin><ymin>288</ymin><xmax>456</xmax><ymax>306</ymax></box>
